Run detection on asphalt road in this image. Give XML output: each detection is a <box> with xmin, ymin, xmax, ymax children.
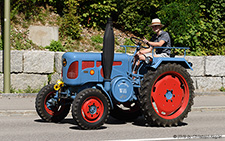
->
<box><xmin>0</xmin><ymin>111</ymin><xmax>225</xmax><ymax>141</ymax></box>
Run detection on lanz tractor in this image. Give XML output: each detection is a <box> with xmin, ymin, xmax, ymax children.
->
<box><xmin>35</xmin><ymin>18</ymin><xmax>195</xmax><ymax>130</ymax></box>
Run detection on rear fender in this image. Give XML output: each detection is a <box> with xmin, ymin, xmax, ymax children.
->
<box><xmin>148</xmin><ymin>57</ymin><xmax>193</xmax><ymax>70</ymax></box>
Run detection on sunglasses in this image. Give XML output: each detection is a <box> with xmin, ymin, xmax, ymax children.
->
<box><xmin>151</xmin><ymin>25</ymin><xmax>161</xmax><ymax>28</ymax></box>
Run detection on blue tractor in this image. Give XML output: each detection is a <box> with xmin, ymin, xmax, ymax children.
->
<box><xmin>35</xmin><ymin>18</ymin><xmax>194</xmax><ymax>129</ymax></box>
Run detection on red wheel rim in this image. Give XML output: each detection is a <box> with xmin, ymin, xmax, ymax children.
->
<box><xmin>81</xmin><ymin>96</ymin><xmax>104</xmax><ymax>123</ymax></box>
<box><xmin>151</xmin><ymin>71</ymin><xmax>189</xmax><ymax>119</ymax></box>
<box><xmin>44</xmin><ymin>91</ymin><xmax>65</xmax><ymax>116</ymax></box>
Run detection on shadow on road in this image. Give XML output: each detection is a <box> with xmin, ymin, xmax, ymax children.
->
<box><xmin>34</xmin><ymin>118</ymin><xmax>77</xmax><ymax>125</ymax></box>
<box><xmin>69</xmin><ymin>125</ymin><xmax>107</xmax><ymax>130</ymax></box>
<box><xmin>107</xmin><ymin>116</ymin><xmax>188</xmax><ymax>128</ymax></box>
<box><xmin>34</xmin><ymin>118</ymin><xmax>107</xmax><ymax>130</ymax></box>
<box><xmin>34</xmin><ymin>115</ymin><xmax>188</xmax><ymax>130</ymax></box>
<box><xmin>132</xmin><ymin>116</ymin><xmax>188</xmax><ymax>127</ymax></box>
<box><xmin>106</xmin><ymin>116</ymin><xmax>127</xmax><ymax>124</ymax></box>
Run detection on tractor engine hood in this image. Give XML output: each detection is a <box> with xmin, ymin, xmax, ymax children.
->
<box><xmin>61</xmin><ymin>52</ymin><xmax>132</xmax><ymax>86</ymax></box>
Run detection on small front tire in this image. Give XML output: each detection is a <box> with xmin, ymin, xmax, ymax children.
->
<box><xmin>72</xmin><ymin>88</ymin><xmax>110</xmax><ymax>130</ymax></box>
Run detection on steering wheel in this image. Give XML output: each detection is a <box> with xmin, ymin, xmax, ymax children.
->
<box><xmin>130</xmin><ymin>37</ymin><xmax>149</xmax><ymax>48</ymax></box>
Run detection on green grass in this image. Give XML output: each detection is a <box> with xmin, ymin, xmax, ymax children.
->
<box><xmin>220</xmin><ymin>87</ymin><xmax>225</xmax><ymax>92</ymax></box>
<box><xmin>10</xmin><ymin>86</ymin><xmax>41</xmax><ymax>93</ymax></box>
<box><xmin>91</xmin><ymin>35</ymin><xmax>103</xmax><ymax>44</ymax></box>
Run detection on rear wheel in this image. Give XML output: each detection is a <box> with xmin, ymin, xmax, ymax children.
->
<box><xmin>35</xmin><ymin>84</ymin><xmax>71</xmax><ymax>122</ymax></box>
<box><xmin>139</xmin><ymin>63</ymin><xmax>194</xmax><ymax>126</ymax></box>
<box><xmin>72</xmin><ymin>88</ymin><xmax>110</xmax><ymax>129</ymax></box>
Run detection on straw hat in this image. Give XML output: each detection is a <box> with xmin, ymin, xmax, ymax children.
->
<box><xmin>149</xmin><ymin>18</ymin><xmax>164</xmax><ymax>27</ymax></box>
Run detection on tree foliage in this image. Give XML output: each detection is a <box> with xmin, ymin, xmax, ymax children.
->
<box><xmin>157</xmin><ymin>0</ymin><xmax>202</xmax><ymax>55</ymax></box>
<box><xmin>157</xmin><ymin>0</ymin><xmax>225</xmax><ymax>55</ymax></box>
<box><xmin>59</xmin><ymin>0</ymin><xmax>81</xmax><ymax>40</ymax></box>
<box><xmin>76</xmin><ymin>0</ymin><xmax>117</xmax><ymax>28</ymax></box>
<box><xmin>4</xmin><ymin>0</ymin><xmax>225</xmax><ymax>55</ymax></box>
<box><xmin>196</xmin><ymin>0</ymin><xmax>225</xmax><ymax>55</ymax></box>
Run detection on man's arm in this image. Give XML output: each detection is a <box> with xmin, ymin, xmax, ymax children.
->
<box><xmin>138</xmin><ymin>47</ymin><xmax>153</xmax><ymax>54</ymax></box>
<box><xmin>145</xmin><ymin>40</ymin><xmax>165</xmax><ymax>47</ymax></box>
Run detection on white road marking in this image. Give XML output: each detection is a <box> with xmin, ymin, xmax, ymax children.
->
<box><xmin>107</xmin><ymin>135</ymin><xmax>225</xmax><ymax>141</ymax></box>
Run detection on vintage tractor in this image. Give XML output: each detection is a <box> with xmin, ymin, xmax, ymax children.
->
<box><xmin>35</xmin><ymin>18</ymin><xmax>194</xmax><ymax>129</ymax></box>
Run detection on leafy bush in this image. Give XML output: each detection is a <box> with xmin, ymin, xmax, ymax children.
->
<box><xmin>10</xmin><ymin>29</ymin><xmax>39</xmax><ymax>50</ymax></box>
<box><xmin>94</xmin><ymin>44</ymin><xmax>102</xmax><ymax>51</ymax></box>
<box><xmin>46</xmin><ymin>40</ymin><xmax>65</xmax><ymax>52</ymax></box>
<box><xmin>76</xmin><ymin>0</ymin><xmax>117</xmax><ymax>28</ymax></box>
<box><xmin>157</xmin><ymin>0</ymin><xmax>225</xmax><ymax>55</ymax></box>
<box><xmin>58</xmin><ymin>0</ymin><xmax>81</xmax><ymax>40</ymax></box>
<box><xmin>195</xmin><ymin>0</ymin><xmax>225</xmax><ymax>55</ymax></box>
<box><xmin>124</xmin><ymin>38</ymin><xmax>134</xmax><ymax>46</ymax></box>
<box><xmin>4</xmin><ymin>0</ymin><xmax>225</xmax><ymax>55</ymax></box>
<box><xmin>220</xmin><ymin>87</ymin><xmax>225</xmax><ymax>92</ymax></box>
<box><xmin>116</xmin><ymin>0</ymin><xmax>155</xmax><ymax>36</ymax></box>
<box><xmin>91</xmin><ymin>35</ymin><xmax>103</xmax><ymax>44</ymax></box>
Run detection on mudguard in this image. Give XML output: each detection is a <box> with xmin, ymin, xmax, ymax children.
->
<box><xmin>149</xmin><ymin>57</ymin><xmax>193</xmax><ymax>70</ymax></box>
<box><xmin>148</xmin><ymin>47</ymin><xmax>193</xmax><ymax>70</ymax></box>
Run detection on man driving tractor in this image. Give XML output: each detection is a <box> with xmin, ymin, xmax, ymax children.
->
<box><xmin>133</xmin><ymin>18</ymin><xmax>171</xmax><ymax>74</ymax></box>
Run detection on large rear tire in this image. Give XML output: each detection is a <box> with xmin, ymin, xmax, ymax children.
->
<box><xmin>139</xmin><ymin>63</ymin><xmax>194</xmax><ymax>126</ymax></box>
<box><xmin>35</xmin><ymin>84</ymin><xmax>71</xmax><ymax>122</ymax></box>
<box><xmin>72</xmin><ymin>88</ymin><xmax>110</xmax><ymax>130</ymax></box>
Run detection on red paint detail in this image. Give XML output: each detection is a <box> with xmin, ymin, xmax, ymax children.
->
<box><xmin>82</xmin><ymin>61</ymin><xmax>94</xmax><ymax>70</ymax></box>
<box><xmin>96</xmin><ymin>61</ymin><xmax>122</xmax><ymax>77</ymax></box>
<box><xmin>67</xmin><ymin>61</ymin><xmax>78</xmax><ymax>79</ymax></box>
<box><xmin>96</xmin><ymin>61</ymin><xmax>102</xmax><ymax>67</ymax></box>
<box><xmin>113</xmin><ymin>61</ymin><xmax>122</xmax><ymax>66</ymax></box>
<box><xmin>81</xmin><ymin>96</ymin><xmax>104</xmax><ymax>123</ymax></box>
<box><xmin>151</xmin><ymin>71</ymin><xmax>189</xmax><ymax>119</ymax></box>
<box><xmin>100</xmin><ymin>68</ymin><xmax>104</xmax><ymax>78</ymax></box>
<box><xmin>96</xmin><ymin>61</ymin><xmax>122</xmax><ymax>67</ymax></box>
<box><xmin>44</xmin><ymin>91</ymin><xmax>65</xmax><ymax>116</ymax></box>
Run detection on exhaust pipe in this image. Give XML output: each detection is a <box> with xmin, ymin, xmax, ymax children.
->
<box><xmin>102</xmin><ymin>18</ymin><xmax>114</xmax><ymax>91</ymax></box>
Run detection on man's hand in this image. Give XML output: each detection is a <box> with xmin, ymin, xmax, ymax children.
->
<box><xmin>143</xmin><ymin>37</ymin><xmax>149</xmax><ymax>44</ymax></box>
<box><xmin>139</xmin><ymin>51</ymin><xmax>144</xmax><ymax>54</ymax></box>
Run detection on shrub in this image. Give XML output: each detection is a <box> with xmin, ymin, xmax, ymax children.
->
<box><xmin>124</xmin><ymin>38</ymin><xmax>134</xmax><ymax>46</ymax></box>
<box><xmin>91</xmin><ymin>35</ymin><xmax>103</xmax><ymax>44</ymax></box>
<box><xmin>157</xmin><ymin>0</ymin><xmax>225</xmax><ymax>55</ymax></box>
<box><xmin>76</xmin><ymin>0</ymin><xmax>117</xmax><ymax>28</ymax></box>
<box><xmin>59</xmin><ymin>0</ymin><xmax>81</xmax><ymax>40</ymax></box>
<box><xmin>46</xmin><ymin>40</ymin><xmax>65</xmax><ymax>52</ymax></box>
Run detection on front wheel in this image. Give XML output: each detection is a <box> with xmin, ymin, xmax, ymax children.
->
<box><xmin>139</xmin><ymin>63</ymin><xmax>194</xmax><ymax>126</ymax></box>
<box><xmin>35</xmin><ymin>84</ymin><xmax>71</xmax><ymax>122</ymax></box>
<box><xmin>72</xmin><ymin>88</ymin><xmax>110</xmax><ymax>130</ymax></box>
